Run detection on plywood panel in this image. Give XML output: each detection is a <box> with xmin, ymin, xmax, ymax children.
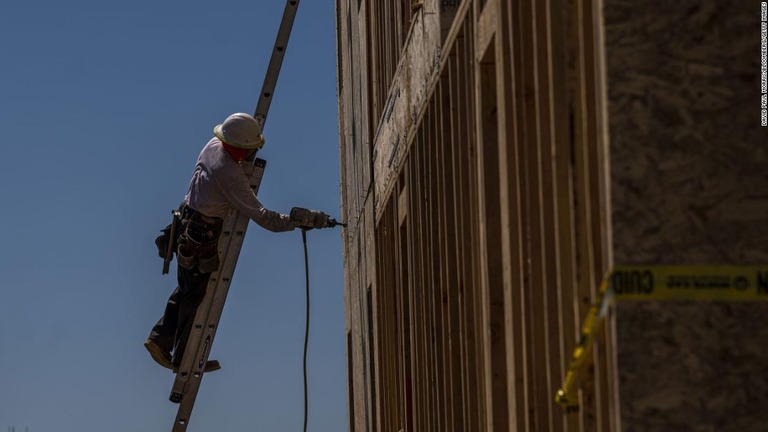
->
<box><xmin>606</xmin><ymin>1</ymin><xmax>768</xmax><ymax>430</ymax></box>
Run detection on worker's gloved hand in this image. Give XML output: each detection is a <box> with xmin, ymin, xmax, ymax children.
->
<box><xmin>290</xmin><ymin>207</ymin><xmax>331</xmax><ymax>230</ymax></box>
<box><xmin>290</xmin><ymin>207</ymin><xmax>347</xmax><ymax>230</ymax></box>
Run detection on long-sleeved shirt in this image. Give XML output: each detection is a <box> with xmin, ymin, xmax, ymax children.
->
<box><xmin>183</xmin><ymin>138</ymin><xmax>295</xmax><ymax>232</ymax></box>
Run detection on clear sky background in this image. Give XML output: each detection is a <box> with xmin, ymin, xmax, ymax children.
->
<box><xmin>0</xmin><ymin>1</ymin><xmax>346</xmax><ymax>431</ymax></box>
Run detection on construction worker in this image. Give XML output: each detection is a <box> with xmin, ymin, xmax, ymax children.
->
<box><xmin>145</xmin><ymin>112</ymin><xmax>297</xmax><ymax>373</ymax></box>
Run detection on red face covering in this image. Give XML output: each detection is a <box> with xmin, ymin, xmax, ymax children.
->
<box><xmin>221</xmin><ymin>142</ymin><xmax>248</xmax><ymax>162</ymax></box>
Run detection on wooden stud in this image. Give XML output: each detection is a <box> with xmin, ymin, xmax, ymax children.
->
<box><xmin>538</xmin><ymin>1</ymin><xmax>567</xmax><ymax>430</ymax></box>
<box><xmin>547</xmin><ymin>0</ymin><xmax>582</xmax><ymax>430</ymax></box>
<box><xmin>440</xmin><ymin>55</ymin><xmax>464</xmax><ymax>432</ymax></box>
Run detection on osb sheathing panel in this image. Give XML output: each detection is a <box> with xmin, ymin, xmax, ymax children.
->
<box><xmin>372</xmin><ymin>0</ymin><xmax>443</xmax><ymax>219</ymax></box>
<box><xmin>347</xmin><ymin>205</ymin><xmax>377</xmax><ymax>432</ymax></box>
<box><xmin>338</xmin><ymin>0</ymin><xmax>378</xmax><ymax>430</ymax></box>
<box><xmin>606</xmin><ymin>1</ymin><xmax>768</xmax><ymax>430</ymax></box>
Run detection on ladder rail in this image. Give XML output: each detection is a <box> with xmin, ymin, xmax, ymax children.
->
<box><xmin>254</xmin><ymin>0</ymin><xmax>301</xmax><ymax>129</ymax></box>
<box><xmin>171</xmin><ymin>163</ymin><xmax>264</xmax><ymax>430</ymax></box>
<box><xmin>169</xmin><ymin>0</ymin><xmax>301</xmax><ymax>429</ymax></box>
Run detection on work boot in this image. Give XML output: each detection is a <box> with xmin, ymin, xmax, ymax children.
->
<box><xmin>172</xmin><ymin>360</ymin><xmax>222</xmax><ymax>374</ymax></box>
<box><xmin>144</xmin><ymin>339</ymin><xmax>173</xmax><ymax>370</ymax></box>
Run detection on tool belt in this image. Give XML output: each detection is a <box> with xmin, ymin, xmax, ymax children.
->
<box><xmin>177</xmin><ymin>205</ymin><xmax>223</xmax><ymax>273</ymax></box>
<box><xmin>155</xmin><ymin>204</ymin><xmax>223</xmax><ymax>274</ymax></box>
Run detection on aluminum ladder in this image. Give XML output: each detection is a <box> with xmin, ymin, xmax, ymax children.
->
<box><xmin>169</xmin><ymin>1</ymin><xmax>301</xmax><ymax>429</ymax></box>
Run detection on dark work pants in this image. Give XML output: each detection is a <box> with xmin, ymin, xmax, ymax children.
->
<box><xmin>149</xmin><ymin>264</ymin><xmax>211</xmax><ymax>366</ymax></box>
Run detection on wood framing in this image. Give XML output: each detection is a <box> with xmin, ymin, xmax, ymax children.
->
<box><xmin>337</xmin><ymin>1</ymin><xmax>765</xmax><ymax>431</ymax></box>
<box><xmin>338</xmin><ymin>0</ymin><xmax>615</xmax><ymax>430</ymax></box>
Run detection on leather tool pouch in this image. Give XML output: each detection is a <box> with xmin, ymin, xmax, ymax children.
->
<box><xmin>175</xmin><ymin>208</ymin><xmax>223</xmax><ymax>273</ymax></box>
<box><xmin>176</xmin><ymin>231</ymin><xmax>220</xmax><ymax>273</ymax></box>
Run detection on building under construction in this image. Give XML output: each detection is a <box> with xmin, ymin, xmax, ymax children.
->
<box><xmin>336</xmin><ymin>0</ymin><xmax>768</xmax><ymax>430</ymax></box>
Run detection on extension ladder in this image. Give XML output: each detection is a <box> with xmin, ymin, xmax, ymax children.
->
<box><xmin>169</xmin><ymin>1</ymin><xmax>301</xmax><ymax>430</ymax></box>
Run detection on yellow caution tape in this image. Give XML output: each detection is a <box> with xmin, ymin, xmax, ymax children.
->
<box><xmin>611</xmin><ymin>265</ymin><xmax>768</xmax><ymax>301</ymax></box>
<box><xmin>555</xmin><ymin>265</ymin><xmax>768</xmax><ymax>412</ymax></box>
<box><xmin>555</xmin><ymin>275</ymin><xmax>612</xmax><ymax>413</ymax></box>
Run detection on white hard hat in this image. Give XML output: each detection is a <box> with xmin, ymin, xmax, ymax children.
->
<box><xmin>213</xmin><ymin>113</ymin><xmax>265</xmax><ymax>149</ymax></box>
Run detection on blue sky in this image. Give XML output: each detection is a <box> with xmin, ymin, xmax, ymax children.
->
<box><xmin>0</xmin><ymin>1</ymin><xmax>346</xmax><ymax>431</ymax></box>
